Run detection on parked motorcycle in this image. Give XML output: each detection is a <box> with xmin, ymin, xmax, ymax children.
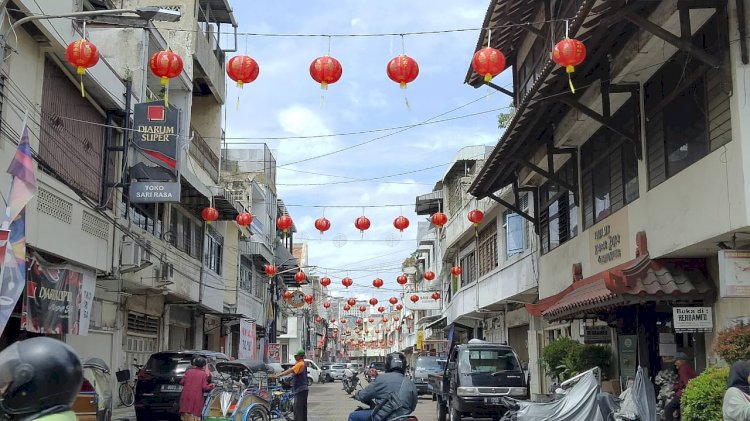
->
<box><xmin>343</xmin><ymin>372</ymin><xmax>360</xmax><ymax>395</ymax></box>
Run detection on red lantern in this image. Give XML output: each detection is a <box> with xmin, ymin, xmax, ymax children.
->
<box><xmin>451</xmin><ymin>266</ymin><xmax>462</xmax><ymax>277</ymax></box>
<box><xmin>315</xmin><ymin>316</ymin><xmax>323</xmax><ymax>323</ymax></box>
<box><xmin>323</xmin><ymin>301</ymin><xmax>331</xmax><ymax>309</ymax></box>
<box><xmin>393</xmin><ymin>216</ymin><xmax>410</xmax><ymax>232</ymax></box>
<box><xmin>341</xmin><ymin>318</ymin><xmax>347</xmax><ymax>324</ymax></box>
<box><xmin>397</xmin><ymin>275</ymin><xmax>408</xmax><ymax>286</ymax></box>
<box><xmin>389</xmin><ymin>297</ymin><xmax>398</xmax><ymax>305</ymax></box>
<box><xmin>431</xmin><ymin>212</ymin><xmax>448</xmax><ymax>228</ymax></box>
<box><xmin>331</xmin><ymin>318</ymin><xmax>337</xmax><ymax>323</ymax></box>
<box><xmin>369</xmin><ymin>297</ymin><xmax>378</xmax><ymax>306</ymax></box>
<box><xmin>295</xmin><ymin>271</ymin><xmax>307</xmax><ymax>283</ymax></box>
<box><xmin>276</xmin><ymin>215</ymin><xmax>293</xmax><ymax>233</ymax></box>
<box><xmin>431</xmin><ymin>292</ymin><xmax>441</xmax><ymax>300</ymax></box>
<box><xmin>149</xmin><ymin>50</ymin><xmax>183</xmax><ymax>106</ymax></box>
<box><xmin>343</xmin><ymin>305</ymin><xmax>351</xmax><ymax>311</ymax></box>
<box><xmin>393</xmin><ymin>315</ymin><xmax>400</xmax><ymax>322</ymax></box>
<box><xmin>226</xmin><ymin>55</ymin><xmax>259</xmax><ymax>88</ymax></box>
<box><xmin>309</xmin><ymin>55</ymin><xmax>343</xmax><ymax>90</ymax></box>
<box><xmin>378</xmin><ymin>306</ymin><xmax>385</xmax><ymax>313</ymax></box>
<box><xmin>406</xmin><ymin>314</ymin><xmax>413</xmax><ymax>320</ymax></box>
<box><xmin>264</xmin><ymin>264</ymin><xmax>277</xmax><ymax>277</ymax></box>
<box><xmin>235</xmin><ymin>212</ymin><xmax>253</xmax><ymax>227</ymax></box>
<box><xmin>368</xmin><ymin>317</ymin><xmax>374</xmax><ymax>323</ymax></box>
<box><xmin>372</xmin><ymin>278</ymin><xmax>384</xmax><ymax>289</ymax></box>
<box><xmin>552</xmin><ymin>38</ymin><xmax>587</xmax><ymax>93</ymax></box>
<box><xmin>471</xmin><ymin>47</ymin><xmax>506</xmax><ymax>82</ymax></box>
<box><xmin>424</xmin><ymin>271</ymin><xmax>436</xmax><ymax>281</ymax></box>
<box><xmin>410</xmin><ymin>295</ymin><xmax>420</xmax><ymax>303</ymax></box>
<box><xmin>65</xmin><ymin>39</ymin><xmax>99</xmax><ymax>97</ymax></box>
<box><xmin>342</xmin><ymin>277</ymin><xmax>353</xmax><ymax>288</ymax></box>
<box><xmin>314</xmin><ymin>217</ymin><xmax>331</xmax><ymax>234</ymax></box>
<box><xmin>355</xmin><ymin>216</ymin><xmax>371</xmax><ymax>233</ymax></box>
<box><xmin>387</xmin><ymin>55</ymin><xmax>419</xmax><ymax>88</ymax></box>
<box><xmin>320</xmin><ymin>277</ymin><xmax>331</xmax><ymax>287</ymax></box>
<box><xmin>382</xmin><ymin>317</ymin><xmax>389</xmax><ymax>323</ymax></box>
<box><xmin>359</xmin><ymin>305</ymin><xmax>367</xmax><ymax>313</ymax></box>
<box><xmin>356</xmin><ymin>318</ymin><xmax>362</xmax><ymax>325</ymax></box>
<box><xmin>375</xmin><ymin>329</ymin><xmax>380</xmax><ymax>334</ymax></box>
<box><xmin>283</xmin><ymin>290</ymin><xmax>293</xmax><ymax>300</ymax></box>
<box><xmin>468</xmin><ymin>209</ymin><xmax>484</xmax><ymax>227</ymax></box>
<box><xmin>201</xmin><ymin>207</ymin><xmax>219</xmax><ymax>222</ymax></box>
<box><xmin>396</xmin><ymin>304</ymin><xmax>403</xmax><ymax>311</ymax></box>
<box><xmin>347</xmin><ymin>298</ymin><xmax>357</xmax><ymax>307</ymax></box>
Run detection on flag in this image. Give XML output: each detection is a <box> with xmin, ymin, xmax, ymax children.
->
<box><xmin>0</xmin><ymin>122</ymin><xmax>36</xmax><ymax>336</ymax></box>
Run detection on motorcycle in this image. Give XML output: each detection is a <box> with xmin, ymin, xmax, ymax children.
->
<box><xmin>343</xmin><ymin>372</ymin><xmax>360</xmax><ymax>394</ymax></box>
<box><xmin>319</xmin><ymin>372</ymin><xmax>333</xmax><ymax>384</ymax></box>
<box><xmin>349</xmin><ymin>396</ymin><xmax>418</xmax><ymax>421</ymax></box>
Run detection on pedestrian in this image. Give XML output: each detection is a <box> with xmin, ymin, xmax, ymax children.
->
<box><xmin>665</xmin><ymin>352</ymin><xmax>697</xmax><ymax>421</ymax></box>
<box><xmin>271</xmin><ymin>348</ymin><xmax>308</xmax><ymax>421</ymax></box>
<box><xmin>179</xmin><ymin>356</ymin><xmax>214</xmax><ymax>421</ymax></box>
<box><xmin>0</xmin><ymin>337</ymin><xmax>83</xmax><ymax>420</ymax></box>
<box><xmin>723</xmin><ymin>360</ymin><xmax>750</xmax><ymax>420</ymax></box>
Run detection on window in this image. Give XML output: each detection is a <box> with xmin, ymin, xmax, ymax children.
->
<box><xmin>205</xmin><ymin>229</ymin><xmax>223</xmax><ymax>275</ymax></box>
<box><xmin>169</xmin><ymin>207</ymin><xmax>203</xmax><ymax>259</ymax></box>
<box><xmin>504</xmin><ymin>194</ymin><xmax>529</xmax><ymax>258</ymax></box>
<box><xmin>121</xmin><ymin>202</ymin><xmax>163</xmax><ymax>238</ymax></box>
<box><xmin>540</xmin><ymin>161</ymin><xmax>578</xmax><ymax>254</ymax></box>
<box><xmin>477</xmin><ymin>220</ymin><xmax>498</xmax><ymax>277</ymax></box>
<box><xmin>581</xmin><ymin>99</ymin><xmax>639</xmax><ymax>228</ymax></box>
<box><xmin>459</xmin><ymin>250</ymin><xmax>477</xmax><ymax>288</ymax></box>
<box><xmin>239</xmin><ymin>263</ymin><xmax>252</xmax><ymax>291</ymax></box>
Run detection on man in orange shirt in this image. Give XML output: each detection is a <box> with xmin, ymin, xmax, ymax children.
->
<box><xmin>272</xmin><ymin>349</ymin><xmax>309</xmax><ymax>421</ymax></box>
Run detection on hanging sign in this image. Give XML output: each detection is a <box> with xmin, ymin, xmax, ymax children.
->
<box><xmin>133</xmin><ymin>101</ymin><xmax>180</xmax><ymax>171</ymax></box>
<box><xmin>239</xmin><ymin>319</ymin><xmax>256</xmax><ymax>359</ymax></box>
<box><xmin>402</xmin><ymin>292</ymin><xmax>441</xmax><ymax>310</ymax></box>
<box><xmin>416</xmin><ymin>330</ymin><xmax>425</xmax><ymax>351</ymax></box>
<box><xmin>673</xmin><ymin>307</ymin><xmax>713</xmax><ymax>333</ymax></box>
<box><xmin>129</xmin><ymin>181</ymin><xmax>181</xmax><ymax>203</ymax></box>
<box><xmin>583</xmin><ymin>325</ymin><xmax>611</xmax><ymax>344</ymax></box>
<box><xmin>718</xmin><ymin>250</ymin><xmax>750</xmax><ymax>297</ymax></box>
<box><xmin>589</xmin><ymin>208</ymin><xmax>630</xmax><ymax>273</ymax></box>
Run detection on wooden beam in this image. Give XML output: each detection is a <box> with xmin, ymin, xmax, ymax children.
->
<box><xmin>509</xmin><ymin>157</ymin><xmax>577</xmax><ymax>194</ymax></box>
<box><xmin>557</xmin><ymin>95</ymin><xmax>637</xmax><ymax>143</ymax></box>
<box><xmin>483</xmin><ymin>81</ymin><xmax>515</xmax><ymax>98</ymax></box>
<box><xmin>620</xmin><ymin>8</ymin><xmax>721</xmax><ymax>68</ymax></box>
<box><xmin>487</xmin><ymin>192</ymin><xmax>537</xmax><ymax>231</ymax></box>
<box><xmin>677</xmin><ymin>0</ymin><xmax>725</xmax><ymax>8</ymax></box>
<box><xmin>516</xmin><ymin>22</ymin><xmax>546</xmax><ymax>39</ymax></box>
<box><xmin>738</xmin><ymin>0</ymin><xmax>749</xmax><ymax>64</ymax></box>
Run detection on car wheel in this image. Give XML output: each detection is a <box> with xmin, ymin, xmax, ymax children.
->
<box><xmin>436</xmin><ymin>400</ymin><xmax>447</xmax><ymax>421</ymax></box>
<box><xmin>308</xmin><ymin>376</ymin><xmax>313</xmax><ymax>386</ymax></box>
<box><xmin>450</xmin><ymin>403</ymin><xmax>462</xmax><ymax>421</ymax></box>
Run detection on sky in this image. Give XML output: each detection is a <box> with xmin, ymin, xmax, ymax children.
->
<box><xmin>223</xmin><ymin>1</ymin><xmax>514</xmax><ymax>304</ymax></box>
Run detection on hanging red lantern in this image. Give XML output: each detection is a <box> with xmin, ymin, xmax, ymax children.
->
<box><xmin>359</xmin><ymin>305</ymin><xmax>367</xmax><ymax>313</ymax></box>
<box><xmin>410</xmin><ymin>295</ymin><xmax>420</xmax><ymax>303</ymax></box>
<box><xmin>342</xmin><ymin>277</ymin><xmax>353</xmax><ymax>288</ymax></box>
<box><xmin>356</xmin><ymin>318</ymin><xmax>362</xmax><ymax>325</ymax></box>
<box><xmin>295</xmin><ymin>271</ymin><xmax>307</xmax><ymax>284</ymax></box>
<box><xmin>382</xmin><ymin>317</ymin><xmax>389</xmax><ymax>323</ymax></box>
<box><xmin>406</xmin><ymin>314</ymin><xmax>413</xmax><ymax>321</ymax></box>
<box><xmin>471</xmin><ymin>47</ymin><xmax>506</xmax><ymax>82</ymax></box>
<box><xmin>389</xmin><ymin>297</ymin><xmax>398</xmax><ymax>305</ymax></box>
<box><xmin>343</xmin><ymin>305</ymin><xmax>351</xmax><ymax>312</ymax></box>
<box><xmin>397</xmin><ymin>275</ymin><xmax>408</xmax><ymax>286</ymax></box>
<box><xmin>65</xmin><ymin>39</ymin><xmax>99</xmax><ymax>97</ymax></box>
<box><xmin>227</xmin><ymin>54</ymin><xmax>260</xmax><ymax>88</ymax></box>
<box><xmin>375</xmin><ymin>329</ymin><xmax>380</xmax><ymax>334</ymax></box>
<box><xmin>149</xmin><ymin>50</ymin><xmax>183</xmax><ymax>107</ymax></box>
<box><xmin>368</xmin><ymin>317</ymin><xmax>374</xmax><ymax>323</ymax></box>
<box><xmin>309</xmin><ymin>55</ymin><xmax>343</xmax><ymax>90</ymax></box>
<box><xmin>396</xmin><ymin>303</ymin><xmax>403</xmax><ymax>311</ymax></box>
<box><xmin>396</xmin><ymin>326</ymin><xmax>402</xmax><ymax>331</ymax></box>
<box><xmin>341</xmin><ymin>318</ymin><xmax>347</xmax><ymax>324</ymax></box>
<box><xmin>468</xmin><ymin>209</ymin><xmax>484</xmax><ymax>227</ymax></box>
<box><xmin>355</xmin><ymin>216</ymin><xmax>371</xmax><ymax>233</ymax></box>
<box><xmin>235</xmin><ymin>212</ymin><xmax>253</xmax><ymax>227</ymax></box>
<box><xmin>283</xmin><ymin>290</ymin><xmax>293</xmax><ymax>300</ymax></box>
<box><xmin>330</xmin><ymin>318</ymin><xmax>337</xmax><ymax>323</ymax></box>
<box><xmin>377</xmin><ymin>306</ymin><xmax>385</xmax><ymax>313</ymax></box>
<box><xmin>369</xmin><ymin>297</ymin><xmax>378</xmax><ymax>306</ymax></box>
<box><xmin>451</xmin><ymin>266</ymin><xmax>462</xmax><ymax>277</ymax></box>
<box><xmin>387</xmin><ymin>55</ymin><xmax>419</xmax><ymax>88</ymax></box>
<box><xmin>372</xmin><ymin>278</ymin><xmax>384</xmax><ymax>288</ymax></box>
<box><xmin>320</xmin><ymin>277</ymin><xmax>331</xmax><ymax>287</ymax></box>
<box><xmin>323</xmin><ymin>301</ymin><xmax>331</xmax><ymax>309</ymax></box>
<box><xmin>552</xmin><ymin>38</ymin><xmax>587</xmax><ymax>93</ymax></box>
<box><xmin>314</xmin><ymin>217</ymin><xmax>331</xmax><ymax>234</ymax></box>
<box><xmin>431</xmin><ymin>212</ymin><xmax>448</xmax><ymax>228</ymax></box>
<box><xmin>424</xmin><ymin>271</ymin><xmax>436</xmax><ymax>281</ymax></box>
<box><xmin>315</xmin><ymin>315</ymin><xmax>323</xmax><ymax>324</ymax></box>
<box><xmin>431</xmin><ymin>292</ymin><xmax>441</xmax><ymax>300</ymax></box>
<box><xmin>393</xmin><ymin>216</ymin><xmax>410</xmax><ymax>232</ymax></box>
<box><xmin>201</xmin><ymin>207</ymin><xmax>219</xmax><ymax>222</ymax></box>
<box><xmin>276</xmin><ymin>215</ymin><xmax>293</xmax><ymax>233</ymax></box>
<box><xmin>393</xmin><ymin>315</ymin><xmax>400</xmax><ymax>322</ymax></box>
<box><xmin>347</xmin><ymin>298</ymin><xmax>357</xmax><ymax>307</ymax></box>
<box><xmin>264</xmin><ymin>264</ymin><xmax>277</xmax><ymax>277</ymax></box>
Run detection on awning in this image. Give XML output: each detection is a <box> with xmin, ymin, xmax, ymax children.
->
<box><xmin>417</xmin><ymin>314</ymin><xmax>442</xmax><ymax>327</ymax></box>
<box><xmin>526</xmin><ymin>254</ymin><xmax>714</xmax><ymax>322</ymax></box>
<box><xmin>425</xmin><ymin>316</ymin><xmax>447</xmax><ymax>331</ymax></box>
<box><xmin>415</xmin><ymin>191</ymin><xmax>443</xmax><ymax>215</ymax></box>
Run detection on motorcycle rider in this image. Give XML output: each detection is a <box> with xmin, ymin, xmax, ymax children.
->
<box><xmin>0</xmin><ymin>337</ymin><xmax>83</xmax><ymax>420</ymax></box>
<box><xmin>343</xmin><ymin>365</ymin><xmax>357</xmax><ymax>391</ymax></box>
<box><xmin>348</xmin><ymin>352</ymin><xmax>417</xmax><ymax>421</ymax></box>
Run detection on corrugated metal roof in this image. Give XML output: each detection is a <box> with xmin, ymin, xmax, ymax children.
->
<box><xmin>199</xmin><ymin>0</ymin><xmax>237</xmax><ymax>26</ymax></box>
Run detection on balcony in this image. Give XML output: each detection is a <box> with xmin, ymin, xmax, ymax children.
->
<box><xmin>239</xmin><ymin>239</ymin><xmax>273</xmax><ymax>264</ymax></box>
<box><xmin>188</xmin><ymin>128</ymin><xmax>220</xmax><ymax>183</ymax></box>
<box><xmin>193</xmin><ymin>22</ymin><xmax>226</xmax><ymax>104</ymax></box>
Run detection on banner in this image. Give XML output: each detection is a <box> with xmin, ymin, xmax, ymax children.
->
<box><xmin>133</xmin><ymin>101</ymin><xmax>179</xmax><ymax>171</ymax></box>
<box><xmin>239</xmin><ymin>319</ymin><xmax>256</xmax><ymax>359</ymax></box>
<box><xmin>22</xmin><ymin>255</ymin><xmax>96</xmax><ymax>335</ymax></box>
<box><xmin>267</xmin><ymin>343</ymin><xmax>281</xmax><ymax>363</ymax></box>
<box><xmin>416</xmin><ymin>330</ymin><xmax>425</xmax><ymax>351</ymax></box>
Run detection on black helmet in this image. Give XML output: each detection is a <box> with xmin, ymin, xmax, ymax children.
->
<box><xmin>385</xmin><ymin>352</ymin><xmax>407</xmax><ymax>374</ymax></box>
<box><xmin>0</xmin><ymin>337</ymin><xmax>83</xmax><ymax>416</ymax></box>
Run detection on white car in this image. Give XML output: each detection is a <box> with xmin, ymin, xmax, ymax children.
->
<box><xmin>305</xmin><ymin>359</ymin><xmax>322</xmax><ymax>383</ymax></box>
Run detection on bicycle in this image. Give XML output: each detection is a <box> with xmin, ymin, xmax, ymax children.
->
<box><xmin>269</xmin><ymin>377</ymin><xmax>294</xmax><ymax>421</ymax></box>
<box><xmin>116</xmin><ymin>363</ymin><xmax>143</xmax><ymax>407</ymax></box>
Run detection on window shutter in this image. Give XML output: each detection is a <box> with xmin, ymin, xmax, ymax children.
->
<box><xmin>609</xmin><ymin>147</ymin><xmax>624</xmax><ymax>213</ymax></box>
<box><xmin>706</xmin><ymin>65</ymin><xmax>732</xmax><ymax>151</ymax></box>
<box><xmin>646</xmin><ymin>112</ymin><xmax>666</xmax><ymax>188</ymax></box>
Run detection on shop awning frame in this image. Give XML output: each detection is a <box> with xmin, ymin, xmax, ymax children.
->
<box><xmin>425</xmin><ymin>316</ymin><xmax>447</xmax><ymax>331</ymax></box>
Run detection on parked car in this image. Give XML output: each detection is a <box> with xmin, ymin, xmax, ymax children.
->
<box><xmin>133</xmin><ymin>350</ymin><xmax>228</xmax><ymax>421</ymax></box>
<box><xmin>413</xmin><ymin>355</ymin><xmax>445</xmax><ymax>396</ymax></box>
<box><xmin>305</xmin><ymin>359</ymin><xmax>322</xmax><ymax>383</ymax></box>
<box><xmin>73</xmin><ymin>358</ymin><xmax>113</xmax><ymax>421</ymax></box>
<box><xmin>346</xmin><ymin>362</ymin><xmax>362</xmax><ymax>373</ymax></box>
<box><xmin>319</xmin><ymin>363</ymin><xmax>333</xmax><ymax>382</ymax></box>
<box><xmin>280</xmin><ymin>360</ymin><xmax>317</xmax><ymax>386</ymax></box>
<box><xmin>328</xmin><ymin>363</ymin><xmax>347</xmax><ymax>380</ymax></box>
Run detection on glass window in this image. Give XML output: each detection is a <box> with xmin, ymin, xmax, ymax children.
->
<box><xmin>458</xmin><ymin>349</ymin><xmax>521</xmax><ymax>373</ymax></box>
<box><xmin>505</xmin><ymin>211</ymin><xmax>525</xmax><ymax>257</ymax></box>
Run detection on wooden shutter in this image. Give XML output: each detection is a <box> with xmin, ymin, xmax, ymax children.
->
<box><xmin>706</xmin><ymin>65</ymin><xmax>732</xmax><ymax>151</ymax></box>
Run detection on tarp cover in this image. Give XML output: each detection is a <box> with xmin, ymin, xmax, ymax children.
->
<box><xmin>505</xmin><ymin>370</ymin><xmax>604</xmax><ymax>421</ymax></box>
<box><xmin>614</xmin><ymin>366</ymin><xmax>657</xmax><ymax>421</ymax></box>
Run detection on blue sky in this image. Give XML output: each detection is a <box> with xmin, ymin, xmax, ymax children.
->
<box><xmin>223</xmin><ymin>1</ymin><xmax>513</xmax><ymax>302</ymax></box>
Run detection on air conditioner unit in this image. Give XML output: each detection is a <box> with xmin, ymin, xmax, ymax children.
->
<box><xmin>120</xmin><ymin>238</ymin><xmax>143</xmax><ymax>267</ymax></box>
<box><xmin>155</xmin><ymin>262</ymin><xmax>174</xmax><ymax>282</ymax></box>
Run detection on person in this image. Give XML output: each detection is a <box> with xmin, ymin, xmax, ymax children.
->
<box><xmin>723</xmin><ymin>360</ymin><xmax>750</xmax><ymax>421</ymax></box>
<box><xmin>366</xmin><ymin>367</ymin><xmax>379</xmax><ymax>382</ymax></box>
<box><xmin>665</xmin><ymin>352</ymin><xmax>697</xmax><ymax>421</ymax></box>
<box><xmin>349</xmin><ymin>352</ymin><xmax>417</xmax><ymax>421</ymax></box>
<box><xmin>0</xmin><ymin>337</ymin><xmax>82</xmax><ymax>421</ymax></box>
<box><xmin>343</xmin><ymin>365</ymin><xmax>356</xmax><ymax>390</ymax></box>
<box><xmin>179</xmin><ymin>356</ymin><xmax>214</xmax><ymax>421</ymax></box>
<box><xmin>271</xmin><ymin>349</ymin><xmax>308</xmax><ymax>421</ymax></box>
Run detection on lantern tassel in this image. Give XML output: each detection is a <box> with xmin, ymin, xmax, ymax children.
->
<box><xmin>161</xmin><ymin>77</ymin><xmax>169</xmax><ymax>107</ymax></box>
<box><xmin>566</xmin><ymin>65</ymin><xmax>576</xmax><ymax>94</ymax></box>
<box><xmin>484</xmin><ymin>73</ymin><xmax>493</xmax><ymax>82</ymax></box>
<box><xmin>77</xmin><ymin>67</ymin><xmax>86</xmax><ymax>97</ymax></box>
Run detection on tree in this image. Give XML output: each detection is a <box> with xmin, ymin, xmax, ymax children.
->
<box><xmin>498</xmin><ymin>106</ymin><xmax>516</xmax><ymax>129</ymax></box>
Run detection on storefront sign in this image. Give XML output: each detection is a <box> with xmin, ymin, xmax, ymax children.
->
<box><xmin>589</xmin><ymin>209</ymin><xmax>630</xmax><ymax>273</ymax></box>
<box><xmin>133</xmin><ymin>101</ymin><xmax>179</xmax><ymax>171</ymax></box>
<box><xmin>718</xmin><ymin>250</ymin><xmax>750</xmax><ymax>297</ymax></box>
<box><xmin>583</xmin><ymin>325</ymin><xmax>611</xmax><ymax>344</ymax></box>
<box><xmin>239</xmin><ymin>319</ymin><xmax>256</xmax><ymax>359</ymax></box>
<box><xmin>128</xmin><ymin>181</ymin><xmax>181</xmax><ymax>203</ymax></box>
<box><xmin>267</xmin><ymin>343</ymin><xmax>281</xmax><ymax>363</ymax></box>
<box><xmin>673</xmin><ymin>307</ymin><xmax>713</xmax><ymax>333</ymax></box>
<box><xmin>618</xmin><ymin>335</ymin><xmax>638</xmax><ymax>389</ymax></box>
<box><xmin>402</xmin><ymin>292</ymin><xmax>441</xmax><ymax>310</ymax></box>
<box><xmin>416</xmin><ymin>330</ymin><xmax>425</xmax><ymax>351</ymax></box>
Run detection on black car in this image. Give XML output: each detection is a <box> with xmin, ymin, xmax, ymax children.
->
<box><xmin>134</xmin><ymin>350</ymin><xmax>228</xmax><ymax>421</ymax></box>
<box><xmin>368</xmin><ymin>361</ymin><xmax>385</xmax><ymax>372</ymax></box>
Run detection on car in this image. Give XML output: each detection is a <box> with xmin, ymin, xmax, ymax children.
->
<box><xmin>346</xmin><ymin>362</ymin><xmax>361</xmax><ymax>373</ymax></box>
<box><xmin>413</xmin><ymin>355</ymin><xmax>444</xmax><ymax>396</ymax></box>
<box><xmin>368</xmin><ymin>361</ymin><xmax>385</xmax><ymax>373</ymax></box>
<box><xmin>328</xmin><ymin>363</ymin><xmax>347</xmax><ymax>380</ymax></box>
<box><xmin>133</xmin><ymin>350</ymin><xmax>228</xmax><ymax>421</ymax></box>
<box><xmin>320</xmin><ymin>363</ymin><xmax>333</xmax><ymax>382</ymax></box>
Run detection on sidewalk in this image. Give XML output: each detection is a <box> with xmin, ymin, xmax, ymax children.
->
<box><xmin>111</xmin><ymin>405</ymin><xmax>135</xmax><ymax>421</ymax></box>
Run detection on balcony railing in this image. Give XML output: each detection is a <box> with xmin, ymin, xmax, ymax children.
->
<box><xmin>194</xmin><ymin>22</ymin><xmax>226</xmax><ymax>103</ymax></box>
<box><xmin>188</xmin><ymin>129</ymin><xmax>219</xmax><ymax>183</ymax></box>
